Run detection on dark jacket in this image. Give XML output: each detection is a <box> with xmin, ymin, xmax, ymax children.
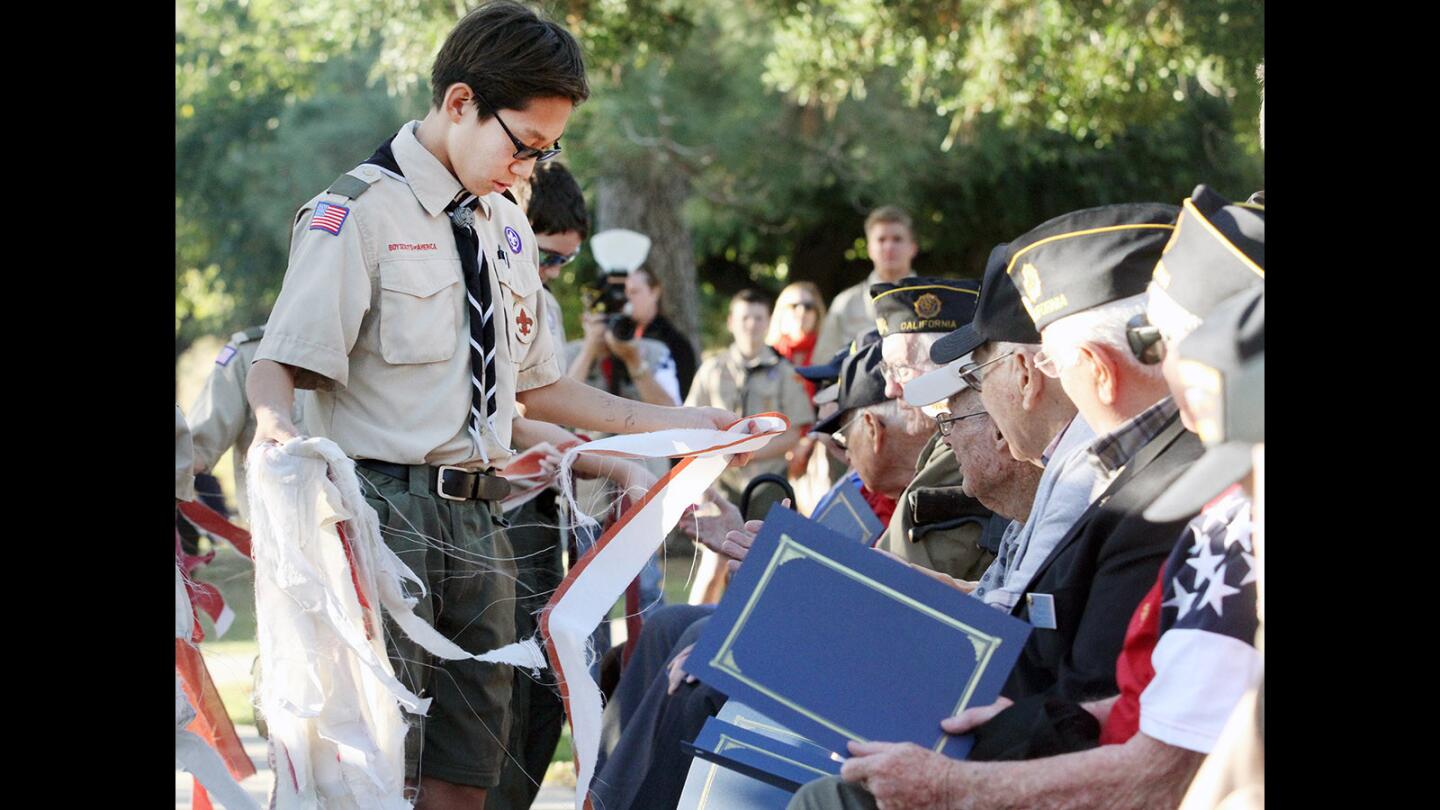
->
<box><xmin>1002</xmin><ymin>413</ymin><xmax>1203</xmax><ymax>703</ymax></box>
<box><xmin>637</xmin><ymin>314</ymin><xmax>698</xmax><ymax>399</ymax></box>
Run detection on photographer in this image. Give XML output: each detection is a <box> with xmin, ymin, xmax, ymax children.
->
<box><xmin>565</xmin><ymin>269</ymin><xmax>683</xmax><ymax>406</ymax></box>
<box><xmin>622</xmin><ymin>266</ymin><xmax>698</xmax><ymax>398</ymax></box>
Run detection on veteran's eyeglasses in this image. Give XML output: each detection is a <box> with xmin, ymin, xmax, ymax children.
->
<box><xmin>472</xmin><ymin>87</ymin><xmax>563</xmax><ymax>163</ymax></box>
<box><xmin>957</xmin><ymin>351</ymin><xmax>1016</xmax><ymax>392</ymax></box>
<box><xmin>829</xmin><ymin>411</ymin><xmax>864</xmax><ymax>451</ymax></box>
<box><xmin>934</xmin><ymin>408</ymin><xmax>987</xmax><ymax>437</ymax></box>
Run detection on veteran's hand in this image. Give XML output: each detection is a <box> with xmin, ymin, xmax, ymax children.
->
<box><xmin>842</xmin><ymin>740</ymin><xmax>962</xmax><ymax>810</ymax></box>
<box><xmin>666</xmin><ymin>643</ymin><xmax>698</xmax><ymax>695</ymax></box>
<box><xmin>681</xmin><ymin>492</ymin><xmax>745</xmax><ymax>555</ymax></box>
<box><xmin>873</xmin><ymin>549</ymin><xmax>977</xmax><ymax>593</ymax></box>
<box><xmin>721</xmin><ymin>498</ymin><xmax>788</xmax><ymax>573</ymax></box>
<box><xmin>940</xmin><ymin>696</ymin><xmax>1015</xmax><ymax>735</ymax></box>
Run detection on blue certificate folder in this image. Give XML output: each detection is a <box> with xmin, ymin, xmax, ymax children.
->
<box><xmin>682</xmin><ymin>717</ymin><xmax>842</xmax><ymax>793</ymax></box>
<box><xmin>810</xmin><ymin>472</ymin><xmax>885</xmax><ymax>544</ymax></box>
<box><xmin>676</xmin><ymin>701</ymin><xmax>833</xmax><ymax>809</ymax></box>
<box><xmin>688</xmin><ymin>505</ymin><xmax>1033</xmax><ymax>760</ymax></box>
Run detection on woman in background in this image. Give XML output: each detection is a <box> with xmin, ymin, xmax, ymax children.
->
<box><xmin>767</xmin><ymin>281</ymin><xmax>826</xmax><ymax>399</ymax></box>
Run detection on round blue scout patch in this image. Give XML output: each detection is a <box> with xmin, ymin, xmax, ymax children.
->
<box><xmin>504</xmin><ymin>226</ymin><xmax>522</xmax><ymax>253</ymax></box>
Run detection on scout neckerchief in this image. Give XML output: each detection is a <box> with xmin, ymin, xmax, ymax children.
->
<box><xmin>362</xmin><ymin>140</ymin><xmax>499</xmax><ymax>463</ymax></box>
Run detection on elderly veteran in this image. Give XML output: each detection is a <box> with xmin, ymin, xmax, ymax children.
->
<box><xmin>868</xmin><ymin>277</ymin><xmax>1008</xmax><ymax>581</ymax></box>
<box><xmin>789</xmin><ymin>202</ymin><xmax>1234</xmax><ymax>810</ymax></box>
<box><xmin>787</xmin><ymin>287</ymin><xmax>1267</xmax><ymax>810</ymax></box>
<box><xmin>904</xmin><ymin>243</ymin><xmax>1100</xmax><ymax>611</ymax></box>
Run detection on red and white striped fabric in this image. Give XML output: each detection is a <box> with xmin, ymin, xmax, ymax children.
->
<box><xmin>542</xmin><ymin>414</ymin><xmax>790</xmax><ymax>809</ymax></box>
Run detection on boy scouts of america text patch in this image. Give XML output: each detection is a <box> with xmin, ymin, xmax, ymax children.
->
<box><xmin>215</xmin><ymin>345</ymin><xmax>237</xmax><ymax>367</ymax></box>
<box><xmin>309</xmin><ymin>202</ymin><xmax>350</xmax><ymax>236</ymax></box>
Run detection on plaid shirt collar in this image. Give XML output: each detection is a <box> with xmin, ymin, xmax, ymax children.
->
<box><xmin>1087</xmin><ymin>396</ymin><xmax>1178</xmax><ymax>478</ymax></box>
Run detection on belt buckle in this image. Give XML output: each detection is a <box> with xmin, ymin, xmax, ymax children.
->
<box><xmin>436</xmin><ymin>465</ymin><xmax>471</xmax><ymax>501</ymax></box>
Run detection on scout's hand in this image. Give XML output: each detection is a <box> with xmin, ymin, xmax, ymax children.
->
<box><xmin>251</xmin><ymin>408</ymin><xmax>301</xmax><ymax>450</ymax></box>
<box><xmin>940</xmin><ymin>697</ymin><xmax>1014</xmax><ymax>735</ymax></box>
<box><xmin>684</xmin><ymin>406</ymin><xmax>753</xmax><ymax>467</ymax></box>
<box><xmin>842</xmin><ymin>740</ymin><xmax>962</xmax><ymax>810</ymax></box>
<box><xmin>666</xmin><ymin>642</ymin><xmax>699</xmax><ymax>695</ymax></box>
<box><xmin>605</xmin><ymin>331</ymin><xmax>643</xmax><ymax>368</ymax></box>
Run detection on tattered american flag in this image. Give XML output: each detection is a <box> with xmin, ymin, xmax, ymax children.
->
<box><xmin>309</xmin><ymin>201</ymin><xmax>350</xmax><ymax>235</ymax></box>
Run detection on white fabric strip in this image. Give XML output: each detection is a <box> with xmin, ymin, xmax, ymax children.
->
<box><xmin>247</xmin><ymin>438</ymin><xmax>545</xmax><ymax>809</ymax></box>
<box><xmin>544</xmin><ymin>415</ymin><xmax>789</xmax><ymax>809</ymax></box>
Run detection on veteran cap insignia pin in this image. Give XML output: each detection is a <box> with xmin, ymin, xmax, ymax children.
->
<box><xmin>914</xmin><ymin>293</ymin><xmax>942</xmax><ymax>319</ymax></box>
<box><xmin>1021</xmin><ymin>263</ymin><xmax>1043</xmax><ymax>303</ymax></box>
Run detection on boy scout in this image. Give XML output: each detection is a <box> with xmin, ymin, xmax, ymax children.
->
<box><xmin>685</xmin><ymin>288</ymin><xmax>813</xmax><ymax>505</ymax></box>
<box><xmin>187</xmin><ymin>325</ymin><xmax>309</xmax><ymax>521</ymax></box>
<box><xmin>246</xmin><ymin>4</ymin><xmax>736</xmax><ymax>807</ymax></box>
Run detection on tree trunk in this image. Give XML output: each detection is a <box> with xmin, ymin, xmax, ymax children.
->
<box><xmin>595</xmin><ymin>161</ymin><xmax>700</xmax><ymax>358</ymax></box>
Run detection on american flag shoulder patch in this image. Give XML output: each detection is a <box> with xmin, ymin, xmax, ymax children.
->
<box><xmin>309</xmin><ymin>201</ymin><xmax>350</xmax><ymax>236</ymax></box>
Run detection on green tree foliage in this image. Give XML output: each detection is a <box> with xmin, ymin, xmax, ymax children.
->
<box><xmin>176</xmin><ymin>0</ymin><xmax>1261</xmax><ymax>355</ymax></box>
<box><xmin>759</xmin><ymin>0</ymin><xmax>1263</xmax><ymax>150</ymax></box>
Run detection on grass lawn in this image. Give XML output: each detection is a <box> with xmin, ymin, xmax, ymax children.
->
<box><xmin>188</xmin><ymin>531</ymin><xmax>702</xmax><ymax>774</ymax></box>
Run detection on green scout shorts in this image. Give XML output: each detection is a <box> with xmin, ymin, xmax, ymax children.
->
<box><xmin>359</xmin><ymin>463</ymin><xmax>518</xmax><ymax>789</ymax></box>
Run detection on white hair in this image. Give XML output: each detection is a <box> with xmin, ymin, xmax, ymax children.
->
<box><xmin>843</xmin><ymin>398</ymin><xmax>902</xmax><ymax>441</ymax></box>
<box><xmin>1144</xmin><ymin>281</ymin><xmax>1204</xmax><ymax>346</ymax></box>
<box><xmin>1040</xmin><ymin>293</ymin><xmax>1164</xmax><ymax>381</ymax></box>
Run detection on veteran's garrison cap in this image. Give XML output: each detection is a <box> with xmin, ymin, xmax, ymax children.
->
<box><xmin>1150</xmin><ymin>185</ymin><xmax>1265</xmax><ymax>322</ymax></box>
<box><xmin>1007</xmin><ymin>203</ymin><xmax>1179</xmax><ymax>332</ymax></box>
<box><xmin>813</xmin><ymin>343</ymin><xmax>889</xmax><ymax>436</ymax></box>
<box><xmin>869</xmin><ymin>277</ymin><xmax>980</xmax><ymax>337</ymax></box>
<box><xmin>931</xmin><ymin>242</ymin><xmax>1042</xmax><ymax>364</ymax></box>
<box><xmin>1145</xmin><ymin>286</ymin><xmax>1265</xmax><ymax>522</ymax></box>
<box><xmin>796</xmin><ymin>330</ymin><xmax>882</xmax><ymax>388</ymax></box>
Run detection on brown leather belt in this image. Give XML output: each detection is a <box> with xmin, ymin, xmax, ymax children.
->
<box><xmin>356</xmin><ymin>459</ymin><xmax>512</xmax><ymax>502</ymax></box>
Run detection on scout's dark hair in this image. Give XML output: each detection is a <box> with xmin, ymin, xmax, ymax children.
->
<box><xmin>528</xmin><ymin>162</ymin><xmax>589</xmax><ymax>238</ymax></box>
<box><xmin>430</xmin><ymin>1</ymin><xmax>589</xmax><ymax>114</ymax></box>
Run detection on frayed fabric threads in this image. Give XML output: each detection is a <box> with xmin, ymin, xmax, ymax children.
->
<box><xmin>247</xmin><ymin>438</ymin><xmax>544</xmax><ymax>809</ymax></box>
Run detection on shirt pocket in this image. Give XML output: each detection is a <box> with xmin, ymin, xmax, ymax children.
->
<box><xmin>495</xmin><ymin>258</ymin><xmax>543</xmax><ymax>358</ymax></box>
<box><xmin>377</xmin><ymin>258</ymin><xmax>460</xmax><ymax>364</ymax></box>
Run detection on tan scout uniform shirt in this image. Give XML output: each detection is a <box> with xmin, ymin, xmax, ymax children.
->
<box><xmin>176</xmin><ymin>405</ymin><xmax>196</xmax><ymax>502</ymax></box>
<box><xmin>541</xmin><ymin>286</ymin><xmax>567</xmax><ymax>352</ymax></box>
<box><xmin>188</xmin><ymin>328</ymin><xmax>310</xmax><ymax>520</ymax></box>
<box><xmin>256</xmin><ymin>122</ymin><xmax>561</xmax><ymax>469</ymax></box>
<box><xmin>813</xmin><ymin>269</ymin><xmax>916</xmax><ymax>361</ymax></box>
<box><xmin>879</xmin><ymin>433</ymin><xmax>995</xmax><ymax>581</ymax></box>
<box><xmin>685</xmin><ymin>345</ymin><xmax>813</xmax><ymax>504</ymax></box>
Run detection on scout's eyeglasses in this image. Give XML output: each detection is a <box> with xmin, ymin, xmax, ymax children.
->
<box><xmin>1126</xmin><ymin>314</ymin><xmax>1165</xmax><ymax>365</ymax></box>
<box><xmin>539</xmin><ymin>247</ymin><xmax>581</xmax><ymax>268</ymax></box>
<box><xmin>934</xmin><ymin>408</ymin><xmax>987</xmax><ymax>437</ymax></box>
<box><xmin>956</xmin><ymin>350</ymin><xmax>1016</xmax><ymax>392</ymax></box>
<box><xmin>471</xmin><ymin>87</ymin><xmax>563</xmax><ymax>163</ymax></box>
